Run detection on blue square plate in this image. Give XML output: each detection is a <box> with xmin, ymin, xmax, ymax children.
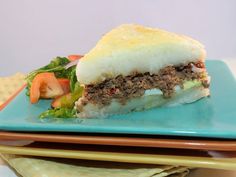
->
<box><xmin>0</xmin><ymin>60</ymin><xmax>236</xmax><ymax>139</ymax></box>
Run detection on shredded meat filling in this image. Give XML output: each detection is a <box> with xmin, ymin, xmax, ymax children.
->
<box><xmin>82</xmin><ymin>62</ymin><xmax>209</xmax><ymax>106</ymax></box>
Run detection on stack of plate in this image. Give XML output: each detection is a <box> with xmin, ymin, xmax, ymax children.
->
<box><xmin>0</xmin><ymin>60</ymin><xmax>236</xmax><ymax>176</ymax></box>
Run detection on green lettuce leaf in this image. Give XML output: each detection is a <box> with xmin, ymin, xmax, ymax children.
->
<box><xmin>68</xmin><ymin>67</ymin><xmax>78</xmax><ymax>92</ymax></box>
<box><xmin>39</xmin><ymin>84</ymin><xmax>83</xmax><ymax>118</ymax></box>
<box><xmin>39</xmin><ymin>81</ymin><xmax>83</xmax><ymax>118</ymax></box>
<box><xmin>39</xmin><ymin>108</ymin><xmax>77</xmax><ymax>118</ymax></box>
<box><xmin>55</xmin><ymin>83</ymin><xmax>83</xmax><ymax>109</ymax></box>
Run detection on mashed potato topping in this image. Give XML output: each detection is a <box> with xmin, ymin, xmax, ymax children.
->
<box><xmin>76</xmin><ymin>24</ymin><xmax>206</xmax><ymax>85</ymax></box>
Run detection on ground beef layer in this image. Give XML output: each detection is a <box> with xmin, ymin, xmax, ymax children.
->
<box><xmin>81</xmin><ymin>61</ymin><xmax>209</xmax><ymax>106</ymax></box>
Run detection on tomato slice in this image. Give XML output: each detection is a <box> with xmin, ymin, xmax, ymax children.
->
<box><xmin>57</xmin><ymin>78</ymin><xmax>70</xmax><ymax>94</ymax></box>
<box><xmin>30</xmin><ymin>73</ymin><xmax>64</xmax><ymax>104</ymax></box>
<box><xmin>67</xmin><ymin>55</ymin><xmax>83</xmax><ymax>61</ymax></box>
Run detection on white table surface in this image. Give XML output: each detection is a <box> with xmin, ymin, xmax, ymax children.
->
<box><xmin>0</xmin><ymin>60</ymin><xmax>236</xmax><ymax>176</ymax></box>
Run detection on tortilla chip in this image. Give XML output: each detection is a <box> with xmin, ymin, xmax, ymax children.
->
<box><xmin>0</xmin><ymin>73</ymin><xmax>26</xmax><ymax>105</ymax></box>
<box><xmin>154</xmin><ymin>166</ymin><xmax>189</xmax><ymax>177</ymax></box>
<box><xmin>1</xmin><ymin>154</ymin><xmax>189</xmax><ymax>177</ymax></box>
